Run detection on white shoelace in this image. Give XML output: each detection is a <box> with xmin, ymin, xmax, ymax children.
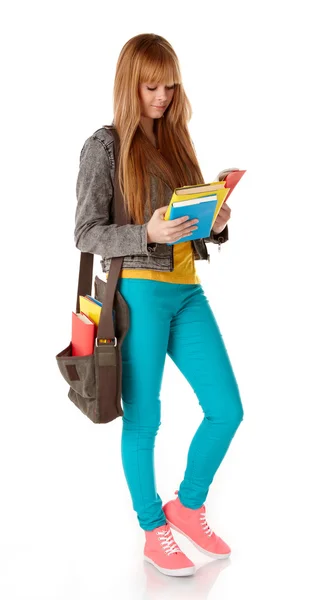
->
<box><xmin>200</xmin><ymin>512</ymin><xmax>213</xmax><ymax>537</ymax></box>
<box><xmin>156</xmin><ymin>527</ymin><xmax>181</xmax><ymax>555</ymax></box>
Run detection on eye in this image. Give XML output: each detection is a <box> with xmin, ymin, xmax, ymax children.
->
<box><xmin>147</xmin><ymin>85</ymin><xmax>175</xmax><ymax>91</ymax></box>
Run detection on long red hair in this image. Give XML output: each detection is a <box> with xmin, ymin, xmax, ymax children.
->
<box><xmin>112</xmin><ymin>33</ymin><xmax>205</xmax><ymax>224</ymax></box>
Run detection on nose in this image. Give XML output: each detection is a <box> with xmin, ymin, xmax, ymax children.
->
<box><xmin>155</xmin><ymin>87</ymin><xmax>168</xmax><ymax>103</ymax></box>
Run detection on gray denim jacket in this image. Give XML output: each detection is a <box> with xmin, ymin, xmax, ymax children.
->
<box><xmin>74</xmin><ymin>126</ymin><xmax>228</xmax><ymax>275</ymax></box>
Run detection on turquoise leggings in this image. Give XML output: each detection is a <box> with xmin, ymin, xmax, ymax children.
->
<box><xmin>116</xmin><ymin>278</ymin><xmax>244</xmax><ymax>531</ymax></box>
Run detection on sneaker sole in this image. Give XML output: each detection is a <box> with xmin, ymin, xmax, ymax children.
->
<box><xmin>165</xmin><ymin>519</ymin><xmax>231</xmax><ymax>559</ymax></box>
<box><xmin>144</xmin><ymin>555</ymin><xmax>196</xmax><ymax>577</ymax></box>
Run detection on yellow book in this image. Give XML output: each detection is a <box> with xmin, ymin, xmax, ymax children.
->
<box><xmin>173</xmin><ymin>181</ymin><xmax>225</xmax><ymax>196</ymax></box>
<box><xmin>164</xmin><ymin>182</ymin><xmax>230</xmax><ymax>229</ymax></box>
<box><xmin>79</xmin><ymin>296</ymin><xmax>110</xmax><ymax>344</ymax></box>
<box><xmin>79</xmin><ymin>296</ymin><xmax>101</xmax><ymax>325</ymax></box>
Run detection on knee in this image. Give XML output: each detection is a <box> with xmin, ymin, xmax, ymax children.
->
<box><xmin>228</xmin><ymin>400</ymin><xmax>244</xmax><ymax>431</ymax></box>
<box><xmin>226</xmin><ymin>388</ymin><xmax>244</xmax><ymax>432</ymax></box>
<box><xmin>122</xmin><ymin>410</ymin><xmax>161</xmax><ymax>435</ymax></box>
<box><xmin>122</xmin><ymin>394</ymin><xmax>162</xmax><ymax>433</ymax></box>
<box><xmin>206</xmin><ymin>390</ymin><xmax>244</xmax><ymax>432</ymax></box>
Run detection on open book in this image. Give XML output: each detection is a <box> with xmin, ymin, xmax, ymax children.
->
<box><xmin>164</xmin><ymin>169</ymin><xmax>246</xmax><ymax>245</ymax></box>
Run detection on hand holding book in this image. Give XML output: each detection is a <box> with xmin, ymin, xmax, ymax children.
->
<box><xmin>162</xmin><ymin>168</ymin><xmax>246</xmax><ymax>244</ymax></box>
<box><xmin>146</xmin><ymin>205</ymin><xmax>199</xmax><ymax>245</ymax></box>
<box><xmin>212</xmin><ymin>201</ymin><xmax>231</xmax><ymax>235</ymax></box>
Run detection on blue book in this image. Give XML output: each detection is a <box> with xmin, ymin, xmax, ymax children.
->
<box><xmin>166</xmin><ymin>194</ymin><xmax>218</xmax><ymax>245</ymax></box>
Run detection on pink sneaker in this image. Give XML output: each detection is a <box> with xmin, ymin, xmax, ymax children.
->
<box><xmin>144</xmin><ymin>523</ymin><xmax>196</xmax><ymax>577</ymax></box>
<box><xmin>163</xmin><ymin>491</ymin><xmax>231</xmax><ymax>559</ymax></box>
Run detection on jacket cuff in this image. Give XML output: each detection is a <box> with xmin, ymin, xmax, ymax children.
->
<box><xmin>141</xmin><ymin>223</ymin><xmax>158</xmax><ymax>255</ymax></box>
<box><xmin>209</xmin><ymin>224</ymin><xmax>229</xmax><ymax>244</ymax></box>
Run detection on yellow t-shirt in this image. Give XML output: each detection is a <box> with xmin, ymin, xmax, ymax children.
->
<box><xmin>118</xmin><ymin>241</ymin><xmax>201</xmax><ymax>284</ymax></box>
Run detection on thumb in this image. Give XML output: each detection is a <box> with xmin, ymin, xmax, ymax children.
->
<box><xmin>157</xmin><ymin>205</ymin><xmax>169</xmax><ymax>213</ymax></box>
<box><xmin>156</xmin><ymin>205</ymin><xmax>169</xmax><ymax>217</ymax></box>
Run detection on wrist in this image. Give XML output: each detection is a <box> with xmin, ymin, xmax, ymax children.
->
<box><xmin>211</xmin><ymin>224</ymin><xmax>228</xmax><ymax>243</ymax></box>
<box><xmin>212</xmin><ymin>225</ymin><xmax>226</xmax><ymax>235</ymax></box>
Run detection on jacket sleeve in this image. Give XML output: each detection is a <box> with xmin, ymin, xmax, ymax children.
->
<box><xmin>203</xmin><ymin>224</ymin><xmax>229</xmax><ymax>245</ymax></box>
<box><xmin>74</xmin><ymin>136</ymin><xmax>153</xmax><ymax>258</ymax></box>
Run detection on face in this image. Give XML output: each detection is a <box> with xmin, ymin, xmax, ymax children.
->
<box><xmin>139</xmin><ymin>82</ymin><xmax>175</xmax><ymax>119</ymax></box>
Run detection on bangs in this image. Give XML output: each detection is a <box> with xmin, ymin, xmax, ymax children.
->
<box><xmin>139</xmin><ymin>47</ymin><xmax>181</xmax><ymax>86</ymax></box>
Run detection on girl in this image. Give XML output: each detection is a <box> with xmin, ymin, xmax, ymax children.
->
<box><xmin>74</xmin><ymin>33</ymin><xmax>244</xmax><ymax>578</ymax></box>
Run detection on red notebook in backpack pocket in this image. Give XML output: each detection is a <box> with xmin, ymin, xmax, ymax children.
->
<box><xmin>71</xmin><ymin>311</ymin><xmax>95</xmax><ymax>356</ymax></box>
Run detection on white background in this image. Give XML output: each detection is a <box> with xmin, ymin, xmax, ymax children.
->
<box><xmin>1</xmin><ymin>1</ymin><xmax>317</xmax><ymax>598</ymax></box>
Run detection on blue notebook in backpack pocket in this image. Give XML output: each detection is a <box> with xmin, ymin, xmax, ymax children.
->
<box><xmin>166</xmin><ymin>194</ymin><xmax>218</xmax><ymax>245</ymax></box>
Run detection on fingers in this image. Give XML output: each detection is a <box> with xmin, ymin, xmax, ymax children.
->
<box><xmin>214</xmin><ymin>203</ymin><xmax>231</xmax><ymax>229</ymax></box>
<box><xmin>219</xmin><ymin>203</ymin><xmax>231</xmax><ymax>218</ymax></box>
<box><xmin>221</xmin><ymin>202</ymin><xmax>231</xmax><ymax>214</ymax></box>
<box><xmin>169</xmin><ymin>215</ymin><xmax>190</xmax><ymax>228</ymax></box>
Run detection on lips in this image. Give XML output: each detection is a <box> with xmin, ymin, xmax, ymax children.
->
<box><xmin>152</xmin><ymin>105</ymin><xmax>166</xmax><ymax>109</ymax></box>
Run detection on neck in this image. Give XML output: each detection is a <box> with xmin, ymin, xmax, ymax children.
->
<box><xmin>140</xmin><ymin>115</ymin><xmax>157</xmax><ymax>143</ymax></box>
